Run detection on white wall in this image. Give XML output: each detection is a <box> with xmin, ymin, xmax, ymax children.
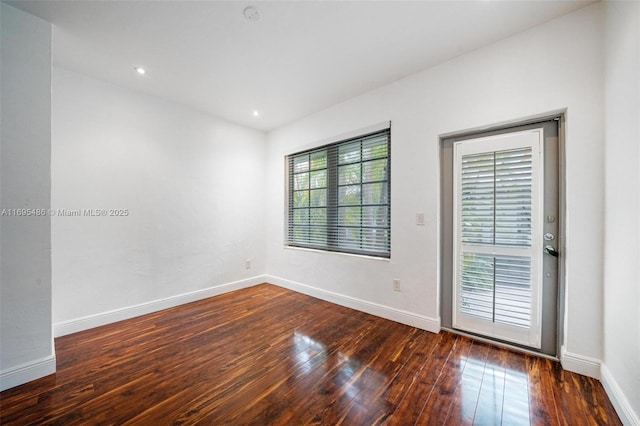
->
<box><xmin>266</xmin><ymin>4</ymin><xmax>604</xmax><ymax>368</ymax></box>
<box><xmin>0</xmin><ymin>4</ymin><xmax>55</xmax><ymax>391</ymax></box>
<box><xmin>602</xmin><ymin>1</ymin><xmax>640</xmax><ymax>423</ymax></box>
<box><xmin>51</xmin><ymin>68</ymin><xmax>267</xmax><ymax>334</ymax></box>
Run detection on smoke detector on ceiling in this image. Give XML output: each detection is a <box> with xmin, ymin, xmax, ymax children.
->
<box><xmin>243</xmin><ymin>6</ymin><xmax>263</xmax><ymax>23</ymax></box>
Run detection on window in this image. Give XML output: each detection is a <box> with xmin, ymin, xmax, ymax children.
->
<box><xmin>286</xmin><ymin>128</ymin><xmax>391</xmax><ymax>258</ymax></box>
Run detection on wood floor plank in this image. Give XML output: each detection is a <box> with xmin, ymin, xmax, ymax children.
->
<box><xmin>499</xmin><ymin>347</ymin><xmax>531</xmax><ymax>426</ymax></box>
<box><xmin>306</xmin><ymin>322</ymin><xmax>417</xmax><ymax>425</ymax></box>
<box><xmin>415</xmin><ymin>335</ymin><xmax>474</xmax><ymax>425</ymax></box>
<box><xmin>527</xmin><ymin>356</ymin><xmax>560</xmax><ymax>425</ymax></box>
<box><xmin>0</xmin><ymin>284</ymin><xmax>622</xmax><ymax>426</ymax></box>
<box><xmin>547</xmin><ymin>359</ymin><xmax>593</xmax><ymax>426</ymax></box>
<box><xmin>383</xmin><ymin>332</ymin><xmax>459</xmax><ymax>425</ymax></box>
<box><xmin>442</xmin><ymin>340</ymin><xmax>491</xmax><ymax>426</ymax></box>
<box><xmin>575</xmin><ymin>372</ymin><xmax>623</xmax><ymax>425</ymax></box>
<box><xmin>338</xmin><ymin>327</ymin><xmax>425</xmax><ymax>425</ymax></box>
<box><xmin>282</xmin><ymin>316</ymin><xmax>401</xmax><ymax>425</ymax></box>
<box><xmin>365</xmin><ymin>331</ymin><xmax>442</xmax><ymax>425</ymax></box>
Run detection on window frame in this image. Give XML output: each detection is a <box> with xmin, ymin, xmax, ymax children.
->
<box><xmin>285</xmin><ymin>127</ymin><xmax>391</xmax><ymax>259</ymax></box>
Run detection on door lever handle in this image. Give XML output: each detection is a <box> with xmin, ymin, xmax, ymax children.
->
<box><xmin>544</xmin><ymin>245</ymin><xmax>559</xmax><ymax>258</ymax></box>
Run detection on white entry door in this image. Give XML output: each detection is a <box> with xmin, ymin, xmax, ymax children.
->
<box><xmin>452</xmin><ymin>129</ymin><xmax>543</xmax><ymax>348</ymax></box>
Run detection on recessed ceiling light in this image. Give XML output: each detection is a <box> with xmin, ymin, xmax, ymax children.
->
<box><xmin>134</xmin><ymin>67</ymin><xmax>146</xmax><ymax>75</ymax></box>
<box><xmin>252</xmin><ymin>110</ymin><xmax>260</xmax><ymax>117</ymax></box>
<box><xmin>243</xmin><ymin>6</ymin><xmax>263</xmax><ymax>23</ymax></box>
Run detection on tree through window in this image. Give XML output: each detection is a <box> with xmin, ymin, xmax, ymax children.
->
<box><xmin>287</xmin><ymin>128</ymin><xmax>391</xmax><ymax>258</ymax></box>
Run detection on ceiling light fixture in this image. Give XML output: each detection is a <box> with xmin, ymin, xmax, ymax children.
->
<box><xmin>243</xmin><ymin>6</ymin><xmax>263</xmax><ymax>23</ymax></box>
<box><xmin>134</xmin><ymin>67</ymin><xmax>146</xmax><ymax>75</ymax></box>
<box><xmin>252</xmin><ymin>110</ymin><xmax>260</xmax><ymax>117</ymax></box>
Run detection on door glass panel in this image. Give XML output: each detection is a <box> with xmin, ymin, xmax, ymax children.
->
<box><xmin>495</xmin><ymin>149</ymin><xmax>532</xmax><ymax>247</ymax></box>
<box><xmin>460</xmin><ymin>253</ymin><xmax>532</xmax><ymax>328</ymax></box>
<box><xmin>494</xmin><ymin>255</ymin><xmax>531</xmax><ymax>328</ymax></box>
<box><xmin>453</xmin><ymin>130</ymin><xmax>542</xmax><ymax>348</ymax></box>
<box><xmin>461</xmin><ymin>153</ymin><xmax>495</xmax><ymax>245</ymax></box>
<box><xmin>460</xmin><ymin>252</ymin><xmax>494</xmax><ymax>321</ymax></box>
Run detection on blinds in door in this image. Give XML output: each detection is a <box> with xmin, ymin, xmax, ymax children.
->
<box><xmin>461</xmin><ymin>148</ymin><xmax>533</xmax><ymax>327</ymax></box>
<box><xmin>453</xmin><ymin>130</ymin><xmax>543</xmax><ymax>348</ymax></box>
<box><xmin>461</xmin><ymin>149</ymin><xmax>533</xmax><ymax>247</ymax></box>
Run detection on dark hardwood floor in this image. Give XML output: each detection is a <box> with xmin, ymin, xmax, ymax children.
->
<box><xmin>0</xmin><ymin>284</ymin><xmax>620</xmax><ymax>425</ymax></box>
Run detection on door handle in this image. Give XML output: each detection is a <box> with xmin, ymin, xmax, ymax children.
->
<box><xmin>544</xmin><ymin>245</ymin><xmax>559</xmax><ymax>257</ymax></box>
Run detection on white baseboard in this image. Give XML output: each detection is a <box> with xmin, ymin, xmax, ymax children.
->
<box><xmin>54</xmin><ymin>275</ymin><xmax>267</xmax><ymax>337</ymax></box>
<box><xmin>601</xmin><ymin>363</ymin><xmax>640</xmax><ymax>426</ymax></box>
<box><xmin>0</xmin><ymin>354</ymin><xmax>56</xmax><ymax>392</ymax></box>
<box><xmin>266</xmin><ymin>275</ymin><xmax>440</xmax><ymax>333</ymax></box>
<box><xmin>560</xmin><ymin>345</ymin><xmax>601</xmax><ymax>379</ymax></box>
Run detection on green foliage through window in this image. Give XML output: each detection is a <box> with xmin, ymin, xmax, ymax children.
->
<box><xmin>286</xmin><ymin>128</ymin><xmax>391</xmax><ymax>257</ymax></box>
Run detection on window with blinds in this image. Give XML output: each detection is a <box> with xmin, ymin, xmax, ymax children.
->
<box><xmin>286</xmin><ymin>128</ymin><xmax>391</xmax><ymax>258</ymax></box>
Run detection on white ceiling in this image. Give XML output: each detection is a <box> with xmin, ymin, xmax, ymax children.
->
<box><xmin>8</xmin><ymin>0</ymin><xmax>594</xmax><ymax>131</ymax></box>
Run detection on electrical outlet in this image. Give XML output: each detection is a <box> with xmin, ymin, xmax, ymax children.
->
<box><xmin>245</xmin><ymin>259</ymin><xmax>251</xmax><ymax>269</ymax></box>
<box><xmin>416</xmin><ymin>213</ymin><xmax>425</xmax><ymax>226</ymax></box>
<box><xmin>393</xmin><ymin>279</ymin><xmax>401</xmax><ymax>292</ymax></box>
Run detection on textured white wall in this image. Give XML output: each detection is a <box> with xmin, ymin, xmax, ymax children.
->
<box><xmin>603</xmin><ymin>0</ymin><xmax>640</xmax><ymax>423</ymax></box>
<box><xmin>266</xmin><ymin>4</ymin><xmax>604</xmax><ymax>360</ymax></box>
<box><xmin>0</xmin><ymin>3</ymin><xmax>54</xmax><ymax>390</ymax></box>
<box><xmin>51</xmin><ymin>68</ymin><xmax>267</xmax><ymax>326</ymax></box>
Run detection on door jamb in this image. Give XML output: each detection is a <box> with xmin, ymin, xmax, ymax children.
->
<box><xmin>438</xmin><ymin>112</ymin><xmax>566</xmax><ymax>357</ymax></box>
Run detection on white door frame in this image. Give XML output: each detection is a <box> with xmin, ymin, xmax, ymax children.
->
<box><xmin>452</xmin><ymin>129</ymin><xmax>544</xmax><ymax>348</ymax></box>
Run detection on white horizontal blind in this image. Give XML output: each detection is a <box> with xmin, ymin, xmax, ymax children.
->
<box><xmin>290</xmin><ymin>149</ymin><xmax>329</xmax><ymax>246</ymax></box>
<box><xmin>494</xmin><ymin>255</ymin><xmax>532</xmax><ymax>327</ymax></box>
<box><xmin>495</xmin><ymin>149</ymin><xmax>533</xmax><ymax>247</ymax></box>
<box><xmin>460</xmin><ymin>147</ymin><xmax>533</xmax><ymax>328</ymax></box>
<box><xmin>461</xmin><ymin>152</ymin><xmax>494</xmax><ymax>245</ymax></box>
<box><xmin>461</xmin><ymin>148</ymin><xmax>532</xmax><ymax>247</ymax></box>
<box><xmin>453</xmin><ymin>130</ymin><xmax>543</xmax><ymax>348</ymax></box>
<box><xmin>459</xmin><ymin>253</ymin><xmax>532</xmax><ymax>328</ymax></box>
<box><xmin>287</xmin><ymin>129</ymin><xmax>391</xmax><ymax>257</ymax></box>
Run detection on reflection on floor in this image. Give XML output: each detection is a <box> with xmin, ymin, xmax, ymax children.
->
<box><xmin>0</xmin><ymin>284</ymin><xmax>621</xmax><ymax>425</ymax></box>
